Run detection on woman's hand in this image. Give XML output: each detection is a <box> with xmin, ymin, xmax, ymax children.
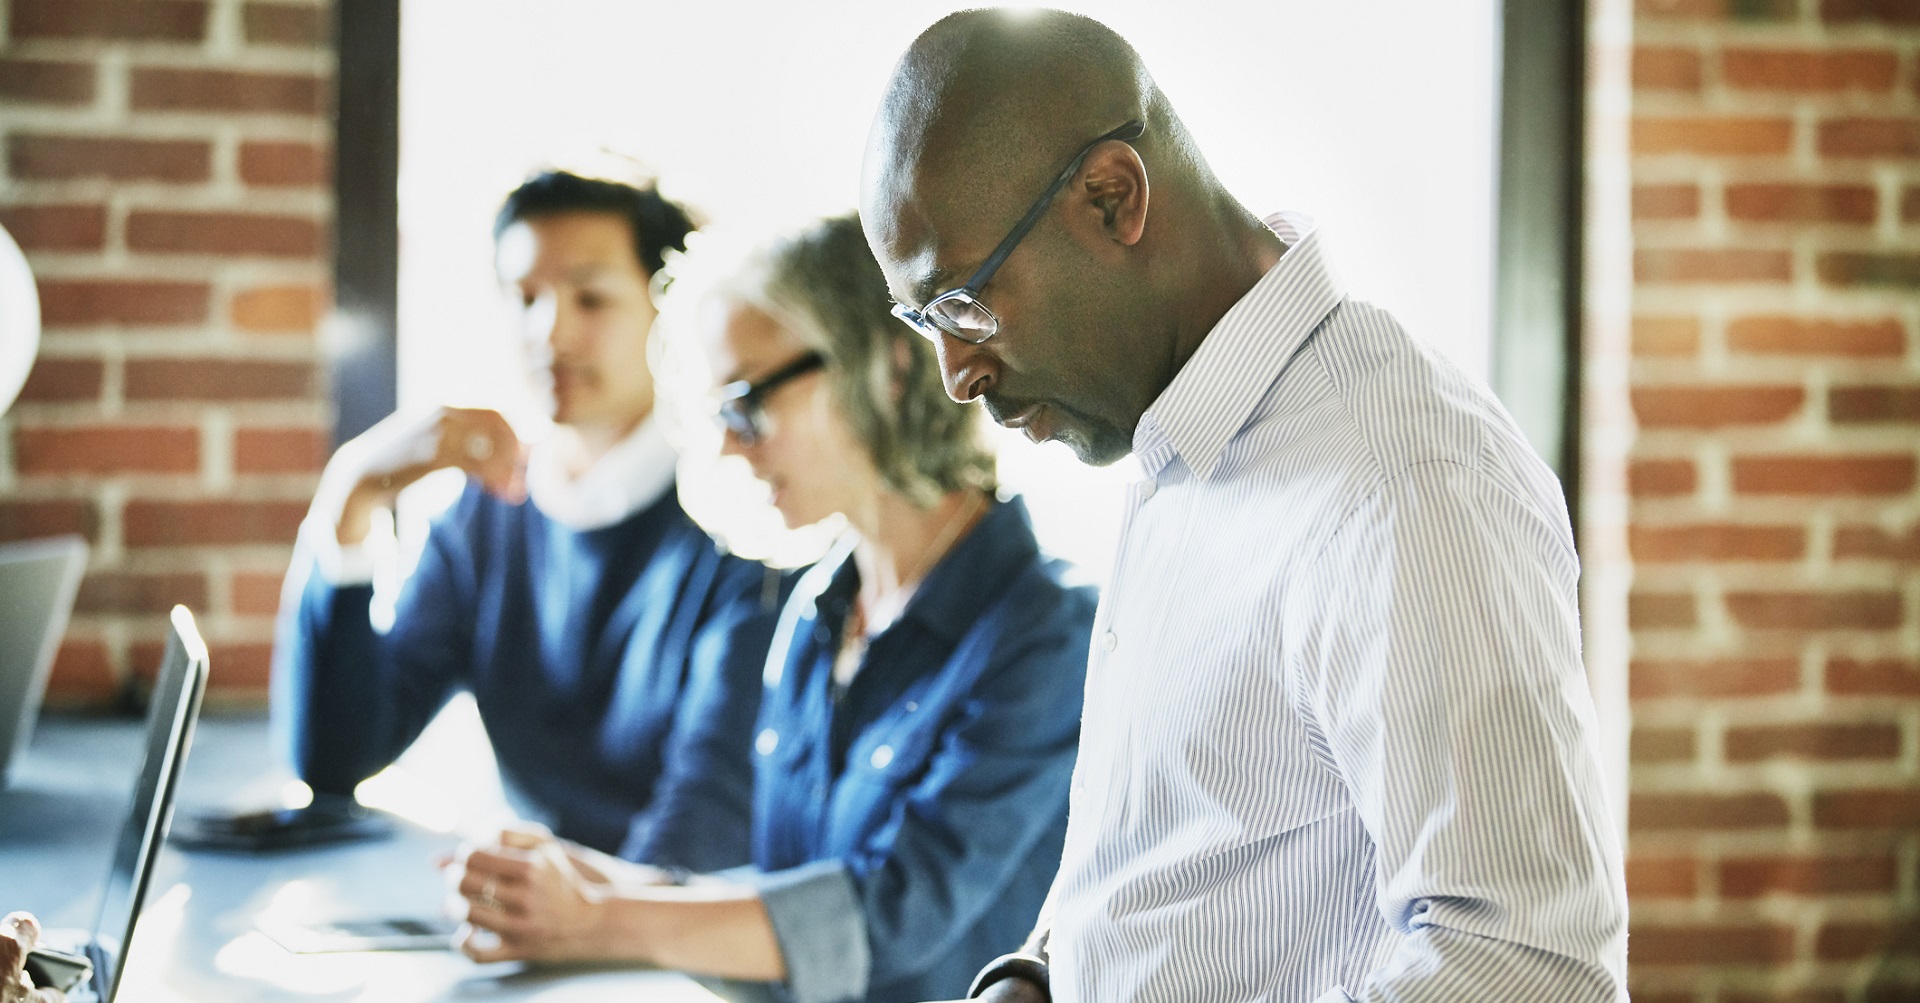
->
<box><xmin>317</xmin><ymin>407</ymin><xmax>527</xmax><ymax>546</ymax></box>
<box><xmin>1</xmin><ymin>913</ymin><xmax>64</xmax><ymax>1003</ymax></box>
<box><xmin>442</xmin><ymin>825</ymin><xmax>636</xmax><ymax>965</ymax></box>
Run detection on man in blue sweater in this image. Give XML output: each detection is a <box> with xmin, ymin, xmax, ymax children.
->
<box><xmin>272</xmin><ymin>171</ymin><xmax>781</xmax><ymax>870</ymax></box>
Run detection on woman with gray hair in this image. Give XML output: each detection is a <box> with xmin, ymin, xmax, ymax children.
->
<box><xmin>444</xmin><ymin>213</ymin><xmax>1096</xmax><ymax>1003</ymax></box>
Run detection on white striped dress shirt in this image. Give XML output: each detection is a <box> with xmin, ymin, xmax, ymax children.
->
<box><xmin>1045</xmin><ymin>213</ymin><xmax>1627</xmax><ymax>1002</ymax></box>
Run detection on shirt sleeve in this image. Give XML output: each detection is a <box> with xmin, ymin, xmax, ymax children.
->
<box><xmin>271</xmin><ymin>498</ymin><xmax>480</xmax><ymax>798</ymax></box>
<box><xmin>758</xmin><ymin>579</ymin><xmax>1094</xmax><ymax>1003</ymax></box>
<box><xmin>1289</xmin><ymin>460</ymin><xmax>1627</xmax><ymax>1001</ymax></box>
<box><xmin>619</xmin><ymin>563</ymin><xmax>784</xmax><ymax>871</ymax></box>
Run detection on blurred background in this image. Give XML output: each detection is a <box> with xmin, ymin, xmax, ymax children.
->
<box><xmin>0</xmin><ymin>0</ymin><xmax>1914</xmax><ymax>998</ymax></box>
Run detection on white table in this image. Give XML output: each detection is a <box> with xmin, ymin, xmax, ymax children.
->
<box><xmin>1</xmin><ymin>713</ymin><xmax>724</xmax><ymax>1002</ymax></box>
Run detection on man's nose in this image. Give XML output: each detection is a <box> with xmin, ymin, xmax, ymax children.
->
<box><xmin>936</xmin><ymin>336</ymin><xmax>997</xmax><ymax>403</ymax></box>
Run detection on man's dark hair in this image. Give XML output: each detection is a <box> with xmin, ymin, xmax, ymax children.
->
<box><xmin>493</xmin><ymin>170</ymin><xmax>696</xmax><ymax>276</ymax></box>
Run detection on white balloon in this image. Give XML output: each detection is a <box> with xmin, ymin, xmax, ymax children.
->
<box><xmin>0</xmin><ymin>223</ymin><xmax>39</xmax><ymax>416</ymax></box>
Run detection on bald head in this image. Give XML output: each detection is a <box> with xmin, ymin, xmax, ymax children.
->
<box><xmin>859</xmin><ymin>8</ymin><xmax>1275</xmax><ymax>467</ymax></box>
<box><xmin>863</xmin><ymin>8</ymin><xmax>1173</xmax><ymax>258</ymax></box>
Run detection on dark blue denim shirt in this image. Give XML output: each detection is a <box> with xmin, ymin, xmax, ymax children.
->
<box><xmin>271</xmin><ymin>479</ymin><xmax>785</xmax><ymax>868</ymax></box>
<box><xmin>744</xmin><ymin>496</ymin><xmax>1096</xmax><ymax>1003</ymax></box>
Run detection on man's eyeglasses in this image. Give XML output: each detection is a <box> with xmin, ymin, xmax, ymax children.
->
<box><xmin>714</xmin><ymin>351</ymin><xmax>825</xmax><ymax>445</ymax></box>
<box><xmin>891</xmin><ymin>119</ymin><xmax>1145</xmax><ymax>346</ymax></box>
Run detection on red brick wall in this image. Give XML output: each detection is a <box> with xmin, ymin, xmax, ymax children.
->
<box><xmin>0</xmin><ymin>0</ymin><xmax>333</xmax><ymax>706</ymax></box>
<box><xmin>1626</xmin><ymin>0</ymin><xmax>1920</xmax><ymax>998</ymax></box>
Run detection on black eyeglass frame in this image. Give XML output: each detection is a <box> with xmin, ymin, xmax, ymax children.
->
<box><xmin>891</xmin><ymin>119</ymin><xmax>1146</xmax><ymax>346</ymax></box>
<box><xmin>715</xmin><ymin>350</ymin><xmax>826</xmax><ymax>445</ymax></box>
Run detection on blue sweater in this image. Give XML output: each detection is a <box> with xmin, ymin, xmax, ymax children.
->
<box><xmin>746</xmin><ymin>497</ymin><xmax>1096</xmax><ymax>1003</ymax></box>
<box><xmin>271</xmin><ymin>480</ymin><xmax>783</xmax><ymax>868</ymax></box>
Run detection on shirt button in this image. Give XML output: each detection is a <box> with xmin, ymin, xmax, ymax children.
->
<box><xmin>904</xmin><ymin>701</ymin><xmax>919</xmax><ymax>713</ymax></box>
<box><xmin>1100</xmin><ymin>631</ymin><xmax>1117</xmax><ymax>652</ymax></box>
<box><xmin>870</xmin><ymin>745</ymin><xmax>895</xmax><ymax>770</ymax></box>
<box><xmin>1138</xmin><ymin>481</ymin><xmax>1156</xmax><ymax>501</ymax></box>
<box><xmin>755</xmin><ymin>728</ymin><xmax>779</xmax><ymax>756</ymax></box>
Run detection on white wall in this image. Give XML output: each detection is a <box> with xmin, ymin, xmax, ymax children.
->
<box><xmin>396</xmin><ymin>0</ymin><xmax>1501</xmax><ymax>578</ymax></box>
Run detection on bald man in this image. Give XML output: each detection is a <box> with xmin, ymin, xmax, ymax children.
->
<box><xmin>862</xmin><ymin>9</ymin><xmax>1626</xmax><ymax>1003</ymax></box>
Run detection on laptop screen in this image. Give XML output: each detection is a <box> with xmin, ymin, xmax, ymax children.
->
<box><xmin>88</xmin><ymin>605</ymin><xmax>208</xmax><ymax>1001</ymax></box>
<box><xmin>0</xmin><ymin>535</ymin><xmax>89</xmax><ymax>786</ymax></box>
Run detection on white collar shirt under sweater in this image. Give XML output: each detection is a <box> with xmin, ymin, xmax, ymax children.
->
<box><xmin>1046</xmin><ymin>213</ymin><xmax>1627</xmax><ymax>1002</ymax></box>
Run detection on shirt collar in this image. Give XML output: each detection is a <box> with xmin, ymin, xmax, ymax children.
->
<box><xmin>524</xmin><ymin>415</ymin><xmax>678</xmax><ymax>530</ymax></box>
<box><xmin>1133</xmin><ymin>211</ymin><xmax>1343</xmax><ymax>481</ymax></box>
<box><xmin>809</xmin><ymin>495</ymin><xmax>1043</xmax><ymax>645</ymax></box>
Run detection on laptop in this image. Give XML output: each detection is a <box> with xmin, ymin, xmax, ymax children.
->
<box><xmin>25</xmin><ymin>605</ymin><xmax>209</xmax><ymax>1002</ymax></box>
<box><xmin>0</xmin><ymin>535</ymin><xmax>88</xmax><ymax>787</ymax></box>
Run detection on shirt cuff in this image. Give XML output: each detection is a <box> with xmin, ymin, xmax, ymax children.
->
<box><xmin>754</xmin><ymin>859</ymin><xmax>870</xmax><ymax>1003</ymax></box>
<box><xmin>298</xmin><ymin>515</ymin><xmax>386</xmax><ymax>587</ymax></box>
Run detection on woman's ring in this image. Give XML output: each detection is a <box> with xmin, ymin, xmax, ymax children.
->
<box><xmin>465</xmin><ymin>434</ymin><xmax>494</xmax><ymax>461</ymax></box>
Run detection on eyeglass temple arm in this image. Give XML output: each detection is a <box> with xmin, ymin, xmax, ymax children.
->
<box><xmin>954</xmin><ymin>119</ymin><xmax>1146</xmax><ymax>295</ymax></box>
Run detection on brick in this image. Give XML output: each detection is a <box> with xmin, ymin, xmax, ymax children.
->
<box><xmin>0</xmin><ymin>59</ymin><xmax>96</xmax><ymax>105</ymax></box>
<box><xmin>1633</xmin><ymin>726</ymin><xmax>1698</xmax><ymax>762</ymax></box>
<box><xmin>1726</xmin><ymin>316</ymin><xmax>1907</xmax><ymax>357</ymax></box>
<box><xmin>1815</xmin><ymin>789</ymin><xmax>1920</xmax><ymax>829</ymax></box>
<box><xmin>1831</xmin><ymin>384</ymin><xmax>1920</xmax><ymax>423</ymax></box>
<box><xmin>1723</xmin><ymin>990</ymin><xmax>1847</xmax><ymax>1003</ymax></box>
<box><xmin>1723</xmin><ymin>49</ymin><xmax>1900</xmax><ymax>92</ymax></box>
<box><xmin>1628</xmin><ymin>857</ymin><xmax>1698</xmax><ymax>898</ymax></box>
<box><xmin>244</xmin><ymin>2</ymin><xmax>328</xmax><ymax>46</ymax></box>
<box><xmin>11</xmin><ymin>426</ymin><xmax>199</xmax><ymax>475</ymax></box>
<box><xmin>1904</xmin><ymin>186</ymin><xmax>1920</xmax><ymax>223</ymax></box>
<box><xmin>1819</xmin><ymin>118</ymin><xmax>1920</xmax><ymax>158</ymax></box>
<box><xmin>1633</xmin><ymin>117</ymin><xmax>1794</xmax><ymax>155</ymax></box>
<box><xmin>1630</xmin><ymin>459</ymin><xmax>1696</xmax><ymax>496</ymax></box>
<box><xmin>1635</xmin><ymin>47</ymin><xmax>1703</xmax><ymax>90</ymax></box>
<box><xmin>1634</xmin><ymin>184</ymin><xmax>1700</xmax><ymax>220</ymax></box>
<box><xmin>7</xmin><ymin>135</ymin><xmax>210</xmax><ymax>183</ymax></box>
<box><xmin>1637</xmin><ymin>0</ymin><xmax>1798</xmax><ymax>19</ymax></box>
<box><xmin>1628</xmin><ymin>524</ymin><xmax>1804</xmax><ymax>561</ymax></box>
<box><xmin>35</xmin><ymin>279</ymin><xmax>210</xmax><ymax>328</ymax></box>
<box><xmin>1632</xmin><ymin>386</ymin><xmax>1804</xmax><ymax>427</ymax></box>
<box><xmin>1632</xmin><ymin>658</ymin><xmax>1800</xmax><ymax>699</ymax></box>
<box><xmin>1724</xmin><ymin>722</ymin><xmax>1902</xmax><ymax>760</ymax></box>
<box><xmin>1821</xmin><ymin>0</ymin><xmax>1920</xmax><ymax>22</ymax></box>
<box><xmin>1631</xmin><ymin>591</ymin><xmax>1697</xmax><ymax>629</ymax></box>
<box><xmin>1725</xmin><ymin>183</ymin><xmax>1876</xmax><ymax>224</ymax></box>
<box><xmin>130</xmin><ymin>67</ymin><xmax>325</xmax><ymax>115</ymax></box>
<box><xmin>235</xmin><ymin>427</ymin><xmax>328</xmax><ymax>473</ymax></box>
<box><xmin>1817</xmin><ymin>252</ymin><xmax>1920</xmax><ymax>288</ymax></box>
<box><xmin>1826</xmin><ymin>658</ymin><xmax>1920</xmax><ymax>696</ymax></box>
<box><xmin>1731</xmin><ymin>454</ymin><xmax>1915</xmax><ymax>495</ymax></box>
<box><xmin>8</xmin><ymin>0</ymin><xmax>208</xmax><ymax>41</ymax></box>
<box><xmin>46</xmin><ymin>638</ymin><xmax>116</xmax><ymax>702</ymax></box>
<box><xmin>230</xmin><ymin>570</ymin><xmax>286</xmax><ymax>616</ymax></box>
<box><xmin>1629</xmin><ymin>924</ymin><xmax>1797</xmax><ymax>965</ymax></box>
<box><xmin>1817</xmin><ymin>921</ymin><xmax>1899</xmax><ymax>961</ymax></box>
<box><xmin>0</xmin><ymin>500</ymin><xmax>99</xmax><ymax>542</ymax></box>
<box><xmin>16</xmin><ymin>357</ymin><xmax>104</xmax><ymax>403</ymax></box>
<box><xmin>1635</xmin><ymin>249</ymin><xmax>1792</xmax><ymax>284</ymax></box>
<box><xmin>238</xmin><ymin>141</ymin><xmax>330</xmax><ymax>187</ymax></box>
<box><xmin>75</xmin><ymin>571</ymin><xmax>208</xmax><ymax>615</ymax></box>
<box><xmin>231</xmin><ymin>284</ymin><xmax>326</xmax><ymax>333</ymax></box>
<box><xmin>1632</xmin><ymin>792</ymin><xmax>1791</xmax><ymax>831</ymax></box>
<box><xmin>0</xmin><ymin>204</ymin><xmax>107</xmax><ymax>252</ymax></box>
<box><xmin>1721</xmin><ymin>855</ymin><xmax>1897</xmax><ymax>897</ymax></box>
<box><xmin>1724</xmin><ymin>591</ymin><xmax>1903</xmax><ymax>630</ymax></box>
<box><xmin>1832</xmin><ymin>525</ymin><xmax>1920</xmax><ymax>560</ymax></box>
<box><xmin>123</xmin><ymin>358</ymin><xmax>316</xmax><ymax>401</ymax></box>
<box><xmin>1633</xmin><ymin>316</ymin><xmax>1700</xmax><ymax>356</ymax></box>
<box><xmin>125</xmin><ymin>211</ymin><xmax>323</xmax><ymax>258</ymax></box>
<box><xmin>122</xmin><ymin>499</ymin><xmax>306</xmax><ymax>547</ymax></box>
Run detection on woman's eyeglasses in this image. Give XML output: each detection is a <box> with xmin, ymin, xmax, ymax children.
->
<box><xmin>713</xmin><ymin>351</ymin><xmax>826</xmax><ymax>445</ymax></box>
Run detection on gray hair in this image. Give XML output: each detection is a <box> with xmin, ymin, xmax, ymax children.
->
<box><xmin>669</xmin><ymin>213</ymin><xmax>995</xmax><ymax>507</ymax></box>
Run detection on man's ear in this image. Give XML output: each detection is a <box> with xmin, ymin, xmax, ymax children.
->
<box><xmin>1076</xmin><ymin>142</ymin><xmax>1149</xmax><ymax>247</ymax></box>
